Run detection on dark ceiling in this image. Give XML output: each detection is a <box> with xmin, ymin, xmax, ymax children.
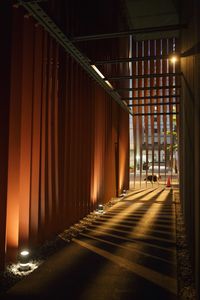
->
<box><xmin>17</xmin><ymin>0</ymin><xmax>182</xmax><ymax>114</ymax></box>
<box><xmin>124</xmin><ymin>0</ymin><xmax>180</xmax><ymax>40</ymax></box>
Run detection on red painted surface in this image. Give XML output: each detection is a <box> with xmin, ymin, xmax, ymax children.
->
<box><xmin>0</xmin><ymin>2</ymin><xmax>130</xmax><ymax>267</ymax></box>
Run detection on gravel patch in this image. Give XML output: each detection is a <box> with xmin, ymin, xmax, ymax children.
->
<box><xmin>174</xmin><ymin>191</ymin><xmax>197</xmax><ymax>300</ymax></box>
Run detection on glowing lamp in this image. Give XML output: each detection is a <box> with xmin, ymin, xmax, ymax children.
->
<box><xmin>98</xmin><ymin>204</ymin><xmax>104</xmax><ymax>213</ymax></box>
<box><xmin>21</xmin><ymin>250</ymin><xmax>29</xmax><ymax>256</ymax></box>
<box><xmin>169</xmin><ymin>54</ymin><xmax>178</xmax><ymax>64</ymax></box>
<box><xmin>19</xmin><ymin>249</ymin><xmax>30</xmax><ymax>271</ymax></box>
<box><xmin>119</xmin><ymin>189</ymin><xmax>127</xmax><ymax>197</ymax></box>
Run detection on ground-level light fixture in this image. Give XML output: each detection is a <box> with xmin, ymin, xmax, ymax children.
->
<box><xmin>97</xmin><ymin>204</ymin><xmax>104</xmax><ymax>213</ymax></box>
<box><xmin>120</xmin><ymin>189</ymin><xmax>127</xmax><ymax>197</ymax></box>
<box><xmin>18</xmin><ymin>249</ymin><xmax>31</xmax><ymax>271</ymax></box>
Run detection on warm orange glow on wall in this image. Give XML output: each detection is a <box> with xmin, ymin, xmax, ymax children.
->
<box><xmin>5</xmin><ymin>7</ymin><xmax>22</xmax><ymax>257</ymax></box>
<box><xmin>18</xmin><ymin>18</ymin><xmax>33</xmax><ymax>247</ymax></box>
<box><xmin>91</xmin><ymin>146</ymin><xmax>101</xmax><ymax>205</ymax></box>
<box><xmin>90</xmin><ymin>88</ymin><xmax>106</xmax><ymax>206</ymax></box>
<box><xmin>91</xmin><ymin>179</ymin><xmax>98</xmax><ymax>204</ymax></box>
<box><xmin>119</xmin><ymin>149</ymin><xmax>126</xmax><ymax>191</ymax></box>
<box><xmin>1</xmin><ymin>3</ymin><xmax>130</xmax><ymax>269</ymax></box>
<box><xmin>6</xmin><ymin>131</ymin><xmax>20</xmax><ymax>254</ymax></box>
<box><xmin>6</xmin><ymin>153</ymin><xmax>20</xmax><ymax>252</ymax></box>
<box><xmin>119</xmin><ymin>111</ymin><xmax>129</xmax><ymax>193</ymax></box>
<box><xmin>6</xmin><ymin>197</ymin><xmax>19</xmax><ymax>250</ymax></box>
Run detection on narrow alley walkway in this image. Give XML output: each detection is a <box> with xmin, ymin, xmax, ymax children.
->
<box><xmin>4</xmin><ymin>187</ymin><xmax>177</xmax><ymax>300</ymax></box>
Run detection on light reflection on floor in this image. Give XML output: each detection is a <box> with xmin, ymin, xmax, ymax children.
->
<box><xmin>74</xmin><ymin>186</ymin><xmax>177</xmax><ymax>296</ymax></box>
<box><xmin>7</xmin><ymin>260</ymin><xmax>42</xmax><ymax>276</ymax></box>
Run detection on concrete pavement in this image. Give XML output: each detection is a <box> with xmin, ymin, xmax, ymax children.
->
<box><xmin>2</xmin><ymin>186</ymin><xmax>177</xmax><ymax>300</ymax></box>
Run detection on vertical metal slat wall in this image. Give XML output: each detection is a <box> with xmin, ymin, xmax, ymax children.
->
<box><xmin>0</xmin><ymin>1</ymin><xmax>130</xmax><ymax>268</ymax></box>
<box><xmin>130</xmin><ymin>37</ymin><xmax>179</xmax><ymax>188</ymax></box>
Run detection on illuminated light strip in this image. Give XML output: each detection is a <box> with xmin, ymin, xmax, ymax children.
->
<box><xmin>105</xmin><ymin>80</ymin><xmax>114</xmax><ymax>89</ymax></box>
<box><xmin>19</xmin><ymin>263</ymin><xmax>30</xmax><ymax>268</ymax></box>
<box><xmin>74</xmin><ymin>238</ymin><xmax>177</xmax><ymax>294</ymax></box>
<box><xmin>91</xmin><ymin>65</ymin><xmax>105</xmax><ymax>79</ymax></box>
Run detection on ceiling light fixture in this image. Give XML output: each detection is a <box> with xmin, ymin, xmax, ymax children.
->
<box><xmin>169</xmin><ymin>54</ymin><xmax>179</xmax><ymax>64</ymax></box>
<box><xmin>105</xmin><ymin>80</ymin><xmax>113</xmax><ymax>89</ymax></box>
<box><xmin>91</xmin><ymin>65</ymin><xmax>105</xmax><ymax>79</ymax></box>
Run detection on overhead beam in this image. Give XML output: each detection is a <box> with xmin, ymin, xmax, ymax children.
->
<box><xmin>133</xmin><ymin>112</ymin><xmax>179</xmax><ymax>116</ymax></box>
<box><xmin>95</xmin><ymin>54</ymin><xmax>182</xmax><ymax>65</ymax></box>
<box><xmin>94</xmin><ymin>55</ymin><xmax>172</xmax><ymax>65</ymax></box>
<box><xmin>122</xmin><ymin>95</ymin><xmax>180</xmax><ymax>100</ymax></box>
<box><xmin>17</xmin><ymin>0</ymin><xmax>131</xmax><ymax>115</ymax></box>
<box><xmin>116</xmin><ymin>85</ymin><xmax>180</xmax><ymax>91</ymax></box>
<box><xmin>128</xmin><ymin>102</ymin><xmax>180</xmax><ymax>107</ymax></box>
<box><xmin>20</xmin><ymin>0</ymin><xmax>47</xmax><ymax>2</ymax></box>
<box><xmin>71</xmin><ymin>24</ymin><xmax>186</xmax><ymax>42</ymax></box>
<box><xmin>105</xmin><ymin>73</ymin><xmax>182</xmax><ymax>80</ymax></box>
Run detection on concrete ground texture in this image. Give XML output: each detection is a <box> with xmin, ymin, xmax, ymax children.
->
<box><xmin>2</xmin><ymin>186</ymin><xmax>178</xmax><ymax>300</ymax></box>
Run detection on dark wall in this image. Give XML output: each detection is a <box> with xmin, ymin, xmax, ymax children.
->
<box><xmin>0</xmin><ymin>0</ymin><xmax>12</xmax><ymax>271</ymax></box>
<box><xmin>180</xmin><ymin>0</ymin><xmax>200</xmax><ymax>298</ymax></box>
<box><xmin>0</xmin><ymin>1</ymin><xmax>130</xmax><ymax>268</ymax></box>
